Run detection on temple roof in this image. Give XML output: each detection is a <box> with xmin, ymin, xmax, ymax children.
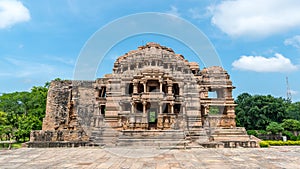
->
<box><xmin>115</xmin><ymin>42</ymin><xmax>185</xmax><ymax>63</ymax></box>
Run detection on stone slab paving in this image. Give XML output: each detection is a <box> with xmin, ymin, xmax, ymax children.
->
<box><xmin>0</xmin><ymin>146</ymin><xmax>300</xmax><ymax>169</ymax></box>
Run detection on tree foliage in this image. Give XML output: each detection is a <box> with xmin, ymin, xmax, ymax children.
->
<box><xmin>0</xmin><ymin>84</ymin><xmax>48</xmax><ymax>141</ymax></box>
<box><xmin>235</xmin><ymin>93</ymin><xmax>289</xmax><ymax>130</ymax></box>
<box><xmin>286</xmin><ymin>102</ymin><xmax>300</xmax><ymax>120</ymax></box>
<box><xmin>266</xmin><ymin>122</ymin><xmax>284</xmax><ymax>134</ymax></box>
<box><xmin>281</xmin><ymin>119</ymin><xmax>300</xmax><ymax>131</ymax></box>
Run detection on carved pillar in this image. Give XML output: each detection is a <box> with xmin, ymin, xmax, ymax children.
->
<box><xmin>159</xmin><ymin>102</ymin><xmax>163</xmax><ymax>114</ymax></box>
<box><xmin>99</xmin><ymin>106</ymin><xmax>102</xmax><ymax>115</ymax></box>
<box><xmin>131</xmin><ymin>102</ymin><xmax>135</xmax><ymax>114</ymax></box>
<box><xmin>133</xmin><ymin>82</ymin><xmax>138</xmax><ymax>94</ymax></box>
<box><xmin>167</xmin><ymin>83</ymin><xmax>173</xmax><ymax>95</ymax></box>
<box><xmin>143</xmin><ymin>81</ymin><xmax>147</xmax><ymax>92</ymax></box>
<box><xmin>159</xmin><ymin>80</ymin><xmax>163</xmax><ymax>93</ymax></box>
<box><xmin>170</xmin><ymin>102</ymin><xmax>174</xmax><ymax>114</ymax></box>
<box><xmin>179</xmin><ymin>83</ymin><xmax>183</xmax><ymax>96</ymax></box>
<box><xmin>143</xmin><ymin>101</ymin><xmax>147</xmax><ymax>114</ymax></box>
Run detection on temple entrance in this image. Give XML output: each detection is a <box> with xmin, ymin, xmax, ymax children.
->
<box><xmin>148</xmin><ymin>108</ymin><xmax>157</xmax><ymax>129</ymax></box>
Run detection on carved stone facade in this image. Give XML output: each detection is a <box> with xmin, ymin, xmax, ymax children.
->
<box><xmin>29</xmin><ymin>43</ymin><xmax>259</xmax><ymax>148</ymax></box>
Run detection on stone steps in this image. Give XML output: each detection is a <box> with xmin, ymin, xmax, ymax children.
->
<box><xmin>211</xmin><ymin>135</ymin><xmax>250</xmax><ymax>142</ymax></box>
<box><xmin>117</xmin><ymin>130</ymin><xmax>186</xmax><ymax>147</ymax></box>
<box><xmin>90</xmin><ymin>127</ymin><xmax>120</xmax><ymax>147</ymax></box>
<box><xmin>117</xmin><ymin>139</ymin><xmax>187</xmax><ymax>147</ymax></box>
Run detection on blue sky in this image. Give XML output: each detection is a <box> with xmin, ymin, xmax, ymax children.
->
<box><xmin>0</xmin><ymin>0</ymin><xmax>300</xmax><ymax>102</ymax></box>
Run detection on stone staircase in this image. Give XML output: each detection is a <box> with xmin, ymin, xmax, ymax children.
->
<box><xmin>117</xmin><ymin>130</ymin><xmax>188</xmax><ymax>149</ymax></box>
<box><xmin>89</xmin><ymin>127</ymin><xmax>119</xmax><ymax>147</ymax></box>
<box><xmin>208</xmin><ymin>127</ymin><xmax>259</xmax><ymax>148</ymax></box>
<box><xmin>89</xmin><ymin>125</ymin><xmax>259</xmax><ymax>148</ymax></box>
<box><xmin>210</xmin><ymin>127</ymin><xmax>250</xmax><ymax>141</ymax></box>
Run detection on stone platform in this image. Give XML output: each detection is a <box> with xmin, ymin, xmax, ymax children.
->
<box><xmin>0</xmin><ymin>146</ymin><xmax>299</xmax><ymax>168</ymax></box>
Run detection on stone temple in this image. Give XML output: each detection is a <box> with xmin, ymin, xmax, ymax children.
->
<box><xmin>29</xmin><ymin>43</ymin><xmax>259</xmax><ymax>148</ymax></box>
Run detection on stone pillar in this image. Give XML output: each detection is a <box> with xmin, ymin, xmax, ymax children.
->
<box><xmin>143</xmin><ymin>101</ymin><xmax>147</xmax><ymax>114</ymax></box>
<box><xmin>167</xmin><ymin>83</ymin><xmax>173</xmax><ymax>95</ymax></box>
<box><xmin>170</xmin><ymin>102</ymin><xmax>174</xmax><ymax>114</ymax></box>
<box><xmin>159</xmin><ymin>102</ymin><xmax>163</xmax><ymax>114</ymax></box>
<box><xmin>143</xmin><ymin>82</ymin><xmax>147</xmax><ymax>93</ymax></box>
<box><xmin>179</xmin><ymin>83</ymin><xmax>183</xmax><ymax>96</ymax></box>
<box><xmin>99</xmin><ymin>106</ymin><xmax>102</xmax><ymax>115</ymax></box>
<box><xmin>182</xmin><ymin>104</ymin><xmax>186</xmax><ymax>115</ymax></box>
<box><xmin>159</xmin><ymin>81</ymin><xmax>163</xmax><ymax>93</ymax></box>
<box><xmin>133</xmin><ymin>82</ymin><xmax>138</xmax><ymax>94</ymax></box>
<box><xmin>131</xmin><ymin>102</ymin><xmax>135</xmax><ymax>114</ymax></box>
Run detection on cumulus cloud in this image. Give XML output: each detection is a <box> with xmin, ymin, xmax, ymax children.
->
<box><xmin>284</xmin><ymin>35</ymin><xmax>300</xmax><ymax>49</ymax></box>
<box><xmin>211</xmin><ymin>0</ymin><xmax>300</xmax><ymax>37</ymax></box>
<box><xmin>232</xmin><ymin>53</ymin><xmax>298</xmax><ymax>72</ymax></box>
<box><xmin>0</xmin><ymin>0</ymin><xmax>31</xmax><ymax>29</ymax></box>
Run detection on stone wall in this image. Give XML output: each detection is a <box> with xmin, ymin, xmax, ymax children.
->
<box><xmin>31</xmin><ymin>80</ymin><xmax>93</xmax><ymax>142</ymax></box>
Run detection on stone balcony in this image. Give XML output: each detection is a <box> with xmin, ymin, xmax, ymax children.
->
<box><xmin>141</xmin><ymin>92</ymin><xmax>164</xmax><ymax>100</ymax></box>
<box><xmin>200</xmin><ymin>98</ymin><xmax>235</xmax><ymax>106</ymax></box>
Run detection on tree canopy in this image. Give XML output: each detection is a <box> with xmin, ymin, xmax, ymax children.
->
<box><xmin>235</xmin><ymin>93</ymin><xmax>299</xmax><ymax>130</ymax></box>
<box><xmin>0</xmin><ymin>84</ymin><xmax>48</xmax><ymax>141</ymax></box>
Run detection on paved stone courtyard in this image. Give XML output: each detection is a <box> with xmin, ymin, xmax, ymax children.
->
<box><xmin>1</xmin><ymin>146</ymin><xmax>300</xmax><ymax>169</ymax></box>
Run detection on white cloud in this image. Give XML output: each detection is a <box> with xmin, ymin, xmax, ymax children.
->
<box><xmin>188</xmin><ymin>6</ymin><xmax>214</xmax><ymax>20</ymax></box>
<box><xmin>232</xmin><ymin>53</ymin><xmax>298</xmax><ymax>72</ymax></box>
<box><xmin>4</xmin><ymin>57</ymin><xmax>55</xmax><ymax>78</ymax></box>
<box><xmin>290</xmin><ymin>90</ymin><xmax>298</xmax><ymax>95</ymax></box>
<box><xmin>211</xmin><ymin>0</ymin><xmax>300</xmax><ymax>37</ymax></box>
<box><xmin>166</xmin><ymin>6</ymin><xmax>180</xmax><ymax>17</ymax></box>
<box><xmin>284</xmin><ymin>35</ymin><xmax>300</xmax><ymax>49</ymax></box>
<box><xmin>188</xmin><ymin>8</ymin><xmax>203</xmax><ymax>20</ymax></box>
<box><xmin>0</xmin><ymin>0</ymin><xmax>31</xmax><ymax>29</ymax></box>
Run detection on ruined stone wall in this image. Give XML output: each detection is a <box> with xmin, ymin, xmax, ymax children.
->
<box><xmin>72</xmin><ymin>81</ymin><xmax>95</xmax><ymax>136</ymax></box>
<box><xmin>42</xmin><ymin>80</ymin><xmax>73</xmax><ymax>130</ymax></box>
<box><xmin>30</xmin><ymin>80</ymin><xmax>94</xmax><ymax>142</ymax></box>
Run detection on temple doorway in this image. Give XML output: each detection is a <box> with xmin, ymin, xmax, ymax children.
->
<box><xmin>148</xmin><ymin>108</ymin><xmax>158</xmax><ymax>129</ymax></box>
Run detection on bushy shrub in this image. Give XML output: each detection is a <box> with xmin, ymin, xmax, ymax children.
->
<box><xmin>261</xmin><ymin>140</ymin><xmax>300</xmax><ymax>146</ymax></box>
<box><xmin>257</xmin><ymin>130</ymin><xmax>268</xmax><ymax>135</ymax></box>
<box><xmin>259</xmin><ymin>141</ymin><xmax>269</xmax><ymax>148</ymax></box>
<box><xmin>247</xmin><ymin>130</ymin><xmax>258</xmax><ymax>137</ymax></box>
<box><xmin>291</xmin><ymin>135</ymin><xmax>297</xmax><ymax>141</ymax></box>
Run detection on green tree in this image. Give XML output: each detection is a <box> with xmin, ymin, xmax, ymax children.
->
<box><xmin>266</xmin><ymin>122</ymin><xmax>284</xmax><ymax>134</ymax></box>
<box><xmin>0</xmin><ymin>83</ymin><xmax>48</xmax><ymax>141</ymax></box>
<box><xmin>286</xmin><ymin>102</ymin><xmax>300</xmax><ymax>120</ymax></box>
<box><xmin>235</xmin><ymin>93</ymin><xmax>288</xmax><ymax>130</ymax></box>
<box><xmin>281</xmin><ymin>119</ymin><xmax>300</xmax><ymax>131</ymax></box>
